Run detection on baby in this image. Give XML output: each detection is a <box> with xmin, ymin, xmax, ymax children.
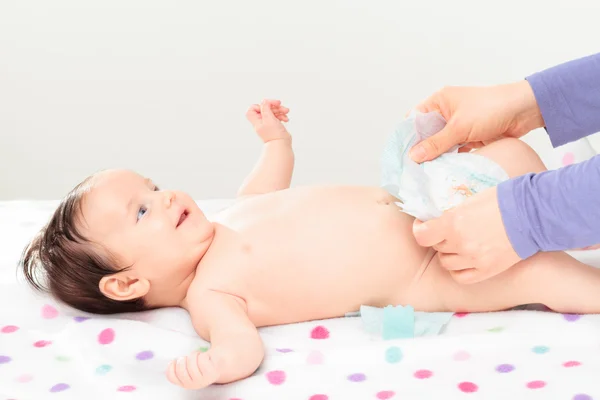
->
<box><xmin>21</xmin><ymin>100</ymin><xmax>600</xmax><ymax>390</ymax></box>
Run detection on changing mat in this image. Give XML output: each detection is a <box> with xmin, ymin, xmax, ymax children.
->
<box><xmin>2</xmin><ymin>200</ymin><xmax>600</xmax><ymax>400</ymax></box>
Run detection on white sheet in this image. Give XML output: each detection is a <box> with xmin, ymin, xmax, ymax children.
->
<box><xmin>2</xmin><ymin>200</ymin><xmax>600</xmax><ymax>400</ymax></box>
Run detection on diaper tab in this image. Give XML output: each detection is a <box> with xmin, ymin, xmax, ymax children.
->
<box><xmin>353</xmin><ymin>304</ymin><xmax>453</xmax><ymax>340</ymax></box>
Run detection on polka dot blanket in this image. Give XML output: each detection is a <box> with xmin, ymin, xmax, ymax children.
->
<box><xmin>2</xmin><ymin>200</ymin><xmax>600</xmax><ymax>400</ymax></box>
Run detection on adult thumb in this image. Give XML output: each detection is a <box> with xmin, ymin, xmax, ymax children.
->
<box><xmin>409</xmin><ymin>125</ymin><xmax>459</xmax><ymax>163</ymax></box>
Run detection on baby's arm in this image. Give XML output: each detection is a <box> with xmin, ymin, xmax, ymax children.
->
<box><xmin>238</xmin><ymin>99</ymin><xmax>294</xmax><ymax>197</ymax></box>
<box><xmin>167</xmin><ymin>291</ymin><xmax>263</xmax><ymax>389</ymax></box>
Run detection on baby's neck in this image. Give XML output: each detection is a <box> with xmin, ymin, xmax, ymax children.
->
<box><xmin>150</xmin><ymin>224</ymin><xmax>220</xmax><ymax>310</ymax></box>
<box><xmin>178</xmin><ymin>223</ymin><xmax>234</xmax><ymax>311</ymax></box>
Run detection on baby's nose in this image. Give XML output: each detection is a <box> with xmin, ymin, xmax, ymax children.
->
<box><xmin>162</xmin><ymin>191</ymin><xmax>176</xmax><ymax>207</ymax></box>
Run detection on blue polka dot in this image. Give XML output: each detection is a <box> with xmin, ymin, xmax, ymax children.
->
<box><xmin>532</xmin><ymin>346</ymin><xmax>549</xmax><ymax>354</ymax></box>
<box><xmin>96</xmin><ymin>365</ymin><xmax>112</xmax><ymax>375</ymax></box>
<box><xmin>385</xmin><ymin>346</ymin><xmax>402</xmax><ymax>364</ymax></box>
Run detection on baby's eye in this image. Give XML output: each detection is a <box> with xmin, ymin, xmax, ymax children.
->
<box><xmin>137</xmin><ymin>206</ymin><xmax>148</xmax><ymax>221</ymax></box>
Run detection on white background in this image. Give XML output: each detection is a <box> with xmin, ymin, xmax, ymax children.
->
<box><xmin>1</xmin><ymin>0</ymin><xmax>599</xmax><ymax>200</ymax></box>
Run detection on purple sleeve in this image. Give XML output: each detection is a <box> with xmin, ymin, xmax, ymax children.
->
<box><xmin>526</xmin><ymin>52</ymin><xmax>600</xmax><ymax>147</ymax></box>
<box><xmin>497</xmin><ymin>53</ymin><xmax>600</xmax><ymax>258</ymax></box>
<box><xmin>498</xmin><ymin>155</ymin><xmax>600</xmax><ymax>258</ymax></box>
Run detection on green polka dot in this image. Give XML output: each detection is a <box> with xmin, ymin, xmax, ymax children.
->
<box><xmin>197</xmin><ymin>346</ymin><xmax>209</xmax><ymax>353</ymax></box>
<box><xmin>96</xmin><ymin>364</ymin><xmax>112</xmax><ymax>375</ymax></box>
<box><xmin>385</xmin><ymin>346</ymin><xmax>402</xmax><ymax>364</ymax></box>
<box><xmin>488</xmin><ymin>326</ymin><xmax>504</xmax><ymax>333</ymax></box>
<box><xmin>532</xmin><ymin>346</ymin><xmax>549</xmax><ymax>354</ymax></box>
<box><xmin>55</xmin><ymin>356</ymin><xmax>70</xmax><ymax>362</ymax></box>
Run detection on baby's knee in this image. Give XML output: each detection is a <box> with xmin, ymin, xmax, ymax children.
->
<box><xmin>474</xmin><ymin>138</ymin><xmax>546</xmax><ymax>178</ymax></box>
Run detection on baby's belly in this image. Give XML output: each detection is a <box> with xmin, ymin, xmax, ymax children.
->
<box><xmin>224</xmin><ymin>187</ymin><xmax>432</xmax><ymax>327</ymax></box>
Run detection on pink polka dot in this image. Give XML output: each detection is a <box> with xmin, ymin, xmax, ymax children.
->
<box><xmin>563</xmin><ymin>361</ymin><xmax>581</xmax><ymax>367</ymax></box>
<box><xmin>458</xmin><ymin>382</ymin><xmax>478</xmax><ymax>393</ymax></box>
<box><xmin>34</xmin><ymin>340</ymin><xmax>52</xmax><ymax>348</ymax></box>
<box><xmin>41</xmin><ymin>304</ymin><xmax>58</xmax><ymax>319</ymax></box>
<box><xmin>562</xmin><ymin>152</ymin><xmax>575</xmax><ymax>166</ymax></box>
<box><xmin>527</xmin><ymin>380</ymin><xmax>546</xmax><ymax>389</ymax></box>
<box><xmin>98</xmin><ymin>328</ymin><xmax>115</xmax><ymax>345</ymax></box>
<box><xmin>310</xmin><ymin>326</ymin><xmax>330</xmax><ymax>339</ymax></box>
<box><xmin>453</xmin><ymin>350</ymin><xmax>471</xmax><ymax>361</ymax></box>
<box><xmin>266</xmin><ymin>370</ymin><xmax>286</xmax><ymax>385</ymax></box>
<box><xmin>309</xmin><ymin>395</ymin><xmax>328</xmax><ymax>400</ymax></box>
<box><xmin>414</xmin><ymin>369</ymin><xmax>433</xmax><ymax>379</ymax></box>
<box><xmin>455</xmin><ymin>312</ymin><xmax>469</xmax><ymax>318</ymax></box>
<box><xmin>376</xmin><ymin>391</ymin><xmax>395</xmax><ymax>399</ymax></box>
<box><xmin>16</xmin><ymin>374</ymin><xmax>33</xmax><ymax>383</ymax></box>
<box><xmin>1</xmin><ymin>325</ymin><xmax>19</xmax><ymax>333</ymax></box>
<box><xmin>117</xmin><ymin>385</ymin><xmax>136</xmax><ymax>392</ymax></box>
<box><xmin>307</xmin><ymin>350</ymin><xmax>324</xmax><ymax>365</ymax></box>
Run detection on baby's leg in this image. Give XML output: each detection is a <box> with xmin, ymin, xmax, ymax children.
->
<box><xmin>411</xmin><ymin>138</ymin><xmax>600</xmax><ymax>314</ymax></box>
<box><xmin>424</xmin><ymin>251</ymin><xmax>600</xmax><ymax>314</ymax></box>
<box><xmin>472</xmin><ymin>137</ymin><xmax>547</xmax><ymax>175</ymax></box>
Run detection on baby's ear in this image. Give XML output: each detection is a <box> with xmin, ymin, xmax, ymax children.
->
<box><xmin>99</xmin><ymin>273</ymin><xmax>150</xmax><ymax>301</ymax></box>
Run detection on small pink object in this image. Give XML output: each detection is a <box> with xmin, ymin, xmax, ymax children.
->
<box><xmin>309</xmin><ymin>395</ymin><xmax>328</xmax><ymax>400</ymax></box>
<box><xmin>526</xmin><ymin>380</ymin><xmax>546</xmax><ymax>389</ymax></box>
<box><xmin>562</xmin><ymin>152</ymin><xmax>575</xmax><ymax>166</ymax></box>
<box><xmin>41</xmin><ymin>304</ymin><xmax>58</xmax><ymax>319</ymax></box>
<box><xmin>98</xmin><ymin>328</ymin><xmax>115</xmax><ymax>345</ymax></box>
<box><xmin>1</xmin><ymin>325</ymin><xmax>19</xmax><ymax>333</ymax></box>
<box><xmin>454</xmin><ymin>312</ymin><xmax>469</xmax><ymax>318</ymax></box>
<box><xmin>563</xmin><ymin>361</ymin><xmax>581</xmax><ymax>367</ymax></box>
<box><xmin>16</xmin><ymin>374</ymin><xmax>33</xmax><ymax>383</ymax></box>
<box><xmin>458</xmin><ymin>382</ymin><xmax>479</xmax><ymax>393</ymax></box>
<box><xmin>34</xmin><ymin>340</ymin><xmax>52</xmax><ymax>348</ymax></box>
<box><xmin>453</xmin><ymin>350</ymin><xmax>471</xmax><ymax>361</ymax></box>
<box><xmin>307</xmin><ymin>350</ymin><xmax>324</xmax><ymax>365</ymax></box>
<box><xmin>414</xmin><ymin>369</ymin><xmax>433</xmax><ymax>379</ymax></box>
<box><xmin>310</xmin><ymin>325</ymin><xmax>330</xmax><ymax>339</ymax></box>
<box><xmin>117</xmin><ymin>385</ymin><xmax>136</xmax><ymax>392</ymax></box>
<box><xmin>376</xmin><ymin>391</ymin><xmax>396</xmax><ymax>399</ymax></box>
<box><xmin>266</xmin><ymin>370</ymin><xmax>286</xmax><ymax>385</ymax></box>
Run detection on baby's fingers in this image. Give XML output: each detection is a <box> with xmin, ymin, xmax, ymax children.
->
<box><xmin>246</xmin><ymin>104</ymin><xmax>262</xmax><ymax>125</ymax></box>
<box><xmin>187</xmin><ymin>352</ymin><xmax>204</xmax><ymax>383</ymax></box>
<box><xmin>175</xmin><ymin>357</ymin><xmax>194</xmax><ymax>387</ymax></box>
<box><xmin>197</xmin><ymin>352</ymin><xmax>220</xmax><ymax>384</ymax></box>
<box><xmin>166</xmin><ymin>359</ymin><xmax>183</xmax><ymax>387</ymax></box>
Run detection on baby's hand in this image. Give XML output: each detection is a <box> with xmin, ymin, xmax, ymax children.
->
<box><xmin>166</xmin><ymin>351</ymin><xmax>220</xmax><ymax>390</ymax></box>
<box><xmin>246</xmin><ymin>99</ymin><xmax>290</xmax><ymax>143</ymax></box>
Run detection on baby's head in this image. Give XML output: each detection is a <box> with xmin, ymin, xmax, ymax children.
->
<box><xmin>21</xmin><ymin>170</ymin><xmax>214</xmax><ymax>314</ymax></box>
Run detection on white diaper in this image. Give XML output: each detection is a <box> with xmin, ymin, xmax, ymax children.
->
<box><xmin>381</xmin><ymin>111</ymin><xmax>509</xmax><ymax>221</ymax></box>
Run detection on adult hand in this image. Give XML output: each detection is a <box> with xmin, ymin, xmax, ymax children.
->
<box><xmin>410</xmin><ymin>81</ymin><xmax>544</xmax><ymax>163</ymax></box>
<box><xmin>412</xmin><ymin>187</ymin><xmax>521</xmax><ymax>284</ymax></box>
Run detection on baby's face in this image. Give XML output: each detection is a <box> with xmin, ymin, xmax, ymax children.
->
<box><xmin>80</xmin><ymin>170</ymin><xmax>214</xmax><ymax>290</ymax></box>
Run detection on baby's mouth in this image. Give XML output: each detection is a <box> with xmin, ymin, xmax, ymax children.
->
<box><xmin>177</xmin><ymin>210</ymin><xmax>189</xmax><ymax>228</ymax></box>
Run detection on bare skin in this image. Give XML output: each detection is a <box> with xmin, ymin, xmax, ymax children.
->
<box><xmin>80</xmin><ymin>100</ymin><xmax>600</xmax><ymax>391</ymax></box>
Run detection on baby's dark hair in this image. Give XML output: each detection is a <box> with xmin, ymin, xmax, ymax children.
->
<box><xmin>20</xmin><ymin>175</ymin><xmax>150</xmax><ymax>315</ymax></box>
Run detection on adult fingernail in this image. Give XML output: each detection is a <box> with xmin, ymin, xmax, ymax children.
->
<box><xmin>410</xmin><ymin>145</ymin><xmax>426</xmax><ymax>162</ymax></box>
